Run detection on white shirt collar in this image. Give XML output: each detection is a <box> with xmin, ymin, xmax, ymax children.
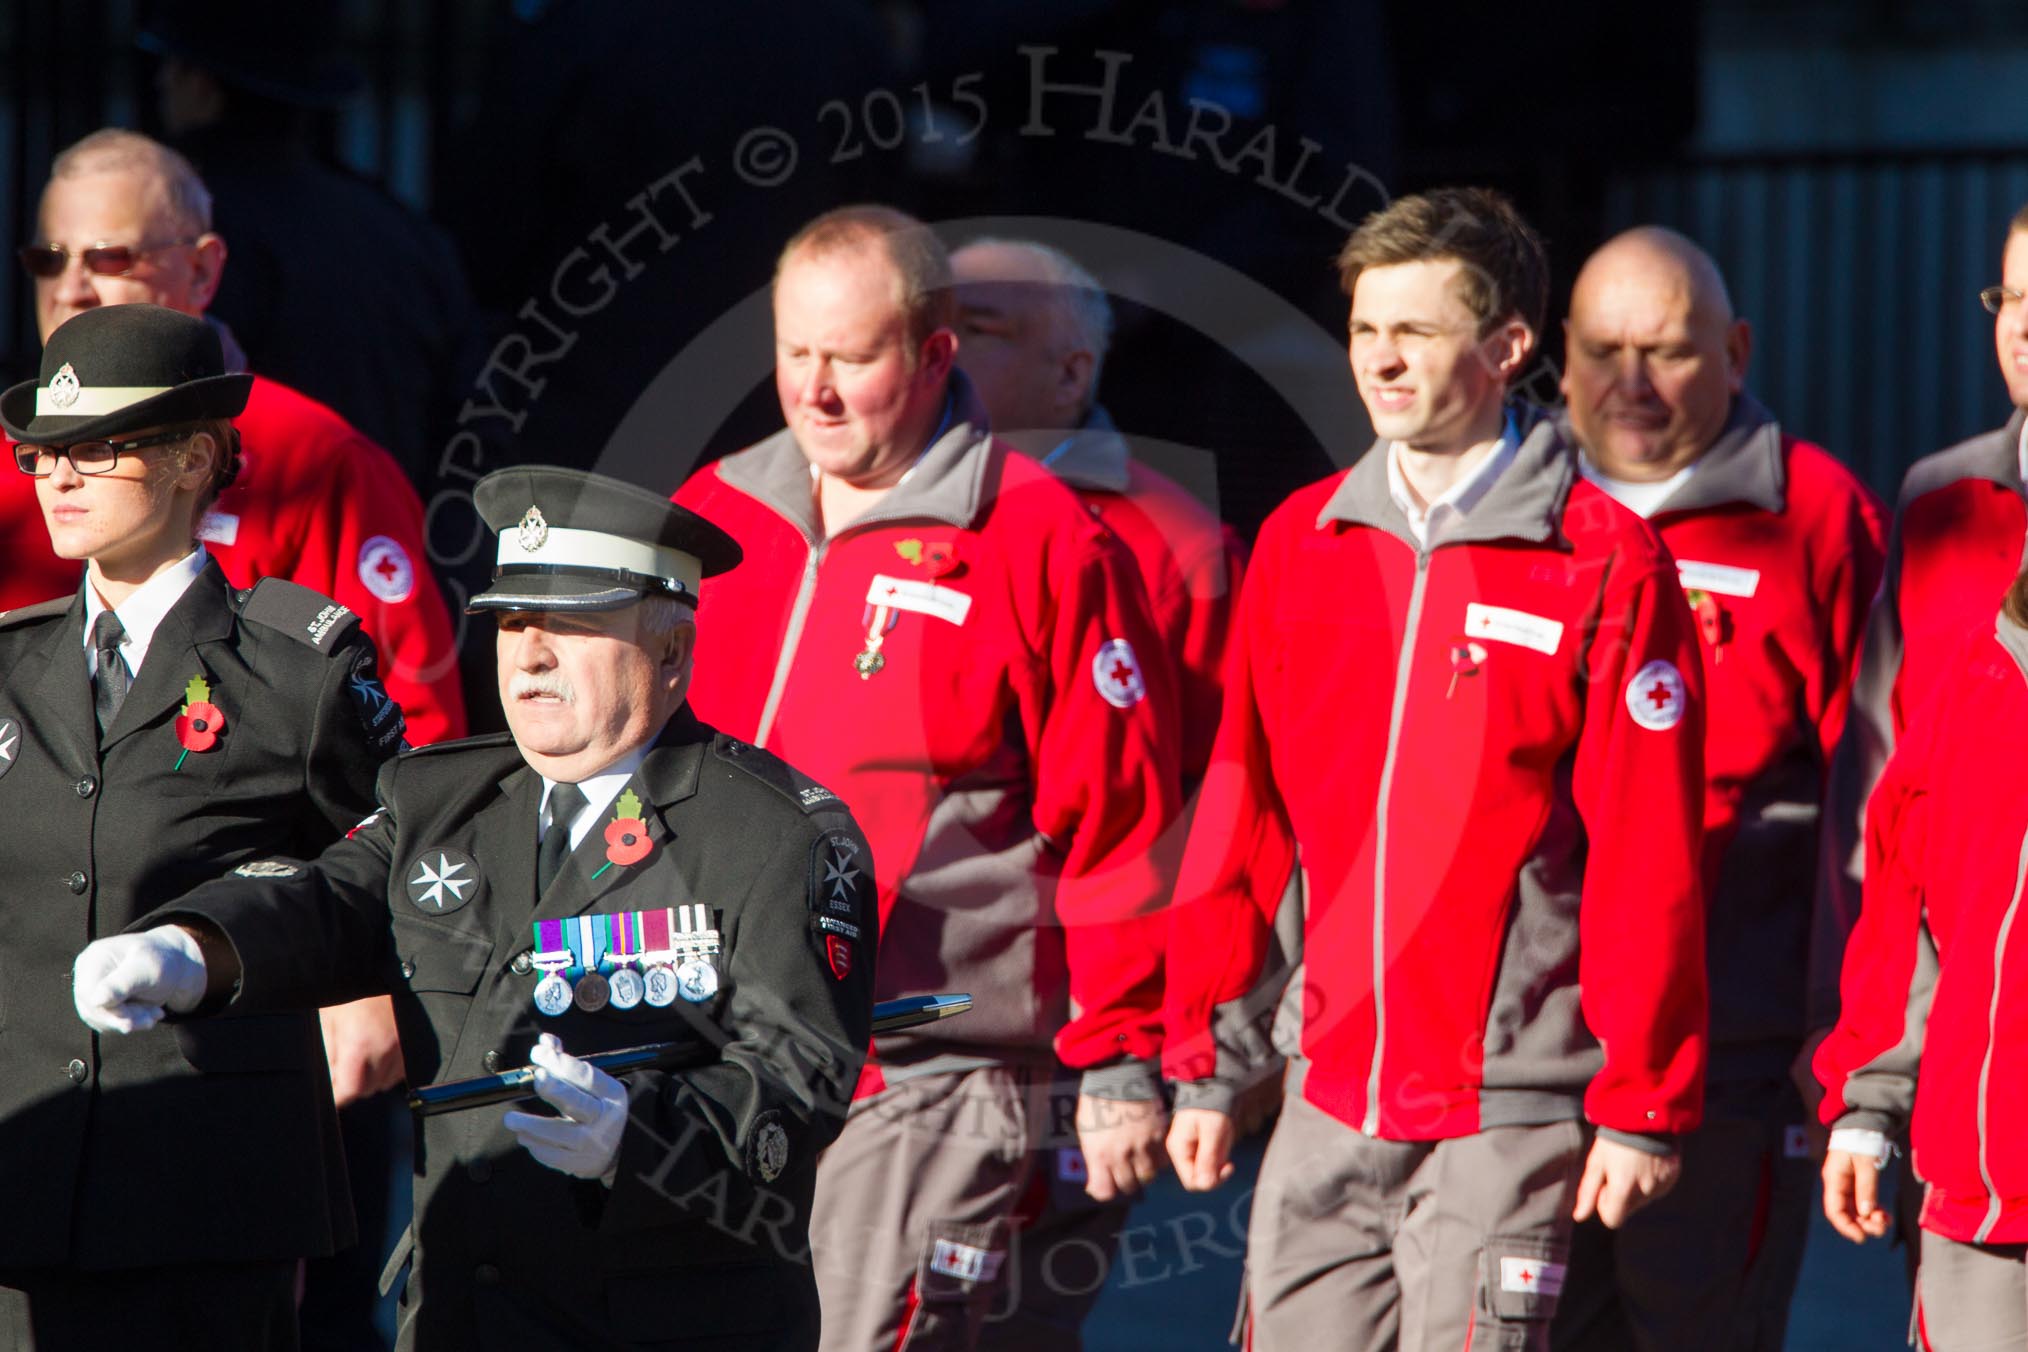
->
<box><xmin>82</xmin><ymin>547</ymin><xmax>208</xmax><ymax>679</ymax></box>
<box><xmin>539</xmin><ymin>744</ymin><xmax>651</xmax><ymax>851</ymax></box>
<box><xmin>1576</xmin><ymin>452</ymin><xmax>1699</xmax><ymax>520</ymax></box>
<box><xmin>2016</xmin><ymin>416</ymin><xmax>2027</xmax><ymax>484</ymax></box>
<box><xmin>1386</xmin><ymin>424</ymin><xmax>1519</xmax><ymax>547</ymax></box>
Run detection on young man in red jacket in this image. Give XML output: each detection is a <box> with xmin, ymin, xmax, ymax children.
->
<box><xmin>1816</xmin><ymin>566</ymin><xmax>2028</xmax><ymax>1349</ymax></box>
<box><xmin>950</xmin><ymin>236</ymin><xmax>1247</xmax><ymax>1349</ymax></box>
<box><xmin>1163</xmin><ymin>188</ymin><xmax>1709</xmax><ymax>1351</ymax></box>
<box><xmin>1548</xmin><ymin>229</ymin><xmax>1887</xmax><ymax>1352</ymax></box>
<box><xmin>673</xmin><ymin>206</ymin><xmax>1179</xmax><ymax>1352</ymax></box>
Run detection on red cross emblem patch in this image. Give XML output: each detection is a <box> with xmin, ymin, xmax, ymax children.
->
<box><xmin>1624</xmin><ymin>658</ymin><xmax>1687</xmax><ymax>731</ymax></box>
<box><xmin>357</xmin><ymin>535</ymin><xmax>415</xmax><ymax>603</ymax></box>
<box><xmin>1092</xmin><ymin>638</ymin><xmax>1147</xmax><ymax>709</ymax></box>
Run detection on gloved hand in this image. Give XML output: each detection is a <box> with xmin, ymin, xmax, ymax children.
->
<box><xmin>73</xmin><ymin>926</ymin><xmax>209</xmax><ymax>1033</ymax></box>
<box><xmin>502</xmin><ymin>1033</ymin><xmax>630</xmax><ymax>1186</ymax></box>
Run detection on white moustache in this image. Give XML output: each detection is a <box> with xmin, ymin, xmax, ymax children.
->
<box><xmin>509</xmin><ymin>674</ymin><xmax>576</xmax><ymax>704</ymax></box>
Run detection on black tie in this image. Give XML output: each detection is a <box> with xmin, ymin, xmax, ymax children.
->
<box><xmin>537</xmin><ymin>782</ymin><xmax>587</xmax><ymax>894</ymax></box>
<box><xmin>92</xmin><ymin>611</ymin><xmax>130</xmax><ymax>737</ymax></box>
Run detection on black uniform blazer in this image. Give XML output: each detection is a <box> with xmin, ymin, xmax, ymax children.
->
<box><xmin>161</xmin><ymin>707</ymin><xmax>877</xmax><ymax>1352</ymax></box>
<box><xmin>0</xmin><ymin>561</ymin><xmax>402</xmax><ymax>1269</ymax></box>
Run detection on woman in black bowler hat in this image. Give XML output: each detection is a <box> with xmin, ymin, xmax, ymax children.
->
<box><xmin>0</xmin><ymin>303</ymin><xmax>404</xmax><ymax>1349</ymax></box>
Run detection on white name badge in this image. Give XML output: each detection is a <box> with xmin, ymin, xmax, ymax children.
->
<box><xmin>198</xmin><ymin>510</ymin><xmax>240</xmax><ymax>546</ymax></box>
<box><xmin>1464</xmin><ymin>603</ymin><xmax>1564</xmax><ymax>657</ymax></box>
<box><xmin>866</xmin><ymin>574</ymin><xmax>973</xmax><ymax>626</ymax></box>
<box><xmin>1676</xmin><ymin>559</ymin><xmax>1761</xmax><ymax>598</ymax></box>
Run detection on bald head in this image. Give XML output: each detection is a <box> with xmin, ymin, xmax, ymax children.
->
<box><xmin>1562</xmin><ymin>226</ymin><xmax>1751</xmax><ymax>482</ymax></box>
<box><xmin>951</xmin><ymin>239</ymin><xmax>1112</xmax><ymax>453</ymax></box>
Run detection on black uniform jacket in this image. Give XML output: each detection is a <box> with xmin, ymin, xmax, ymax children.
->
<box><xmin>158</xmin><ymin>707</ymin><xmax>877</xmax><ymax>1352</ymax></box>
<box><xmin>0</xmin><ymin>561</ymin><xmax>402</xmax><ymax>1269</ymax></box>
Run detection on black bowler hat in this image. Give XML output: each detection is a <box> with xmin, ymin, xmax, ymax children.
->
<box><xmin>469</xmin><ymin>467</ymin><xmax>741</xmax><ymax>614</ymax></box>
<box><xmin>0</xmin><ymin>305</ymin><xmax>252</xmax><ymax>444</ymax></box>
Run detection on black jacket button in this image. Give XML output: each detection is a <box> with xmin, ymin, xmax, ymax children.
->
<box><xmin>74</xmin><ymin>777</ymin><xmax>96</xmax><ymax>798</ymax></box>
<box><xmin>64</xmin><ymin>1059</ymin><xmax>87</xmax><ymax>1084</ymax></box>
<box><xmin>66</xmin><ymin>871</ymin><xmax>87</xmax><ymax>894</ymax></box>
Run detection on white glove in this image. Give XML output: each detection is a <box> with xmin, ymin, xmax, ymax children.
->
<box><xmin>502</xmin><ymin>1033</ymin><xmax>630</xmax><ymax>1186</ymax></box>
<box><xmin>74</xmin><ymin>926</ymin><xmax>209</xmax><ymax>1034</ymax></box>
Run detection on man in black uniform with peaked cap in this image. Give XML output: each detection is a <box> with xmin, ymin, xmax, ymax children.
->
<box><xmin>75</xmin><ymin>466</ymin><xmax>879</xmax><ymax>1352</ymax></box>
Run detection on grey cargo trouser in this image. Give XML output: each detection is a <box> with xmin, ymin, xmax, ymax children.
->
<box><xmin>810</xmin><ymin>1066</ymin><xmax>1047</xmax><ymax>1352</ymax></box>
<box><xmin>1920</xmin><ymin>1230</ymin><xmax>2028</xmax><ymax>1351</ymax></box>
<box><xmin>1245</xmin><ymin>1093</ymin><xmax>1586</xmax><ymax>1352</ymax></box>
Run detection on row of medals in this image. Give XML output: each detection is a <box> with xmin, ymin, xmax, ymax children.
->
<box><xmin>533</xmin><ymin>950</ymin><xmax>720</xmax><ymax>1016</ymax></box>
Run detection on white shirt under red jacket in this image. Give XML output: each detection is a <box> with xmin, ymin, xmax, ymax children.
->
<box><xmin>0</xmin><ymin>374</ymin><xmax>466</xmax><ymax>746</ymax></box>
<box><xmin>1165</xmin><ymin>408</ymin><xmax>1710</xmax><ymax>1145</ymax></box>
<box><xmin>1576</xmin><ymin>395</ymin><xmax>1887</xmax><ymax>1086</ymax></box>
<box><xmin>673</xmin><ymin>374</ymin><xmax>1181</xmax><ymax>1100</ymax></box>
<box><xmin>1816</xmin><ymin>612</ymin><xmax>2028</xmax><ymax>1244</ymax></box>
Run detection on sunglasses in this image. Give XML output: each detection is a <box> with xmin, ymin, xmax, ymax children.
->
<box><xmin>14</xmin><ymin>430</ymin><xmax>193</xmax><ymax>478</ymax></box>
<box><xmin>16</xmin><ymin>239</ymin><xmax>195</xmax><ymax>280</ymax></box>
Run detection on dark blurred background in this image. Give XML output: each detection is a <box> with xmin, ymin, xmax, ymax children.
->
<box><xmin>8</xmin><ymin>0</ymin><xmax>2028</xmax><ymax>529</ymax></box>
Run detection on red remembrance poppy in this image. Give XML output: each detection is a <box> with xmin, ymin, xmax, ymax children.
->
<box><xmin>604</xmin><ymin>818</ymin><xmax>651</xmax><ymax>866</ymax></box>
<box><xmin>176</xmin><ymin>701</ymin><xmax>225</xmax><ymax>752</ymax></box>
<box><xmin>921</xmin><ymin>540</ymin><xmax>960</xmax><ymax>578</ymax></box>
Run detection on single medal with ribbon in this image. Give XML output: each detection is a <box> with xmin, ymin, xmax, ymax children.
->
<box><xmin>569</xmin><ymin>913</ymin><xmax>613</xmax><ymax>1012</ymax></box>
<box><xmin>855</xmin><ymin>603</ymin><xmax>897</xmax><ymax>679</ymax></box>
<box><xmin>606</xmin><ymin>910</ymin><xmax>646</xmax><ymax>1009</ymax></box>
<box><xmin>640</xmin><ymin>906</ymin><xmax>679</xmax><ymax>1007</ymax></box>
<box><xmin>672</xmin><ymin>903</ymin><xmax>722</xmax><ymax>1003</ymax></box>
<box><xmin>530</xmin><ymin>917</ymin><xmax>574</xmax><ymax>1016</ymax></box>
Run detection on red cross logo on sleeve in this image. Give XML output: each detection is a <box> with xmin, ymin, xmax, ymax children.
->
<box><xmin>1091</xmin><ymin>638</ymin><xmax>1146</xmax><ymax>709</ymax></box>
<box><xmin>1624</xmin><ymin>658</ymin><xmax>1686</xmax><ymax>731</ymax></box>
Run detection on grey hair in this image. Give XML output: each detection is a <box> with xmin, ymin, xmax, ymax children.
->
<box><xmin>961</xmin><ymin>237</ymin><xmax>1114</xmax><ymax>397</ymax></box>
<box><xmin>636</xmin><ymin>595</ymin><xmax>694</xmax><ymax>651</ymax></box>
<box><xmin>48</xmin><ymin>129</ymin><xmax>214</xmax><ymax>237</ymax></box>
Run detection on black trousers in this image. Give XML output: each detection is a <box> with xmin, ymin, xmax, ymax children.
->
<box><xmin>0</xmin><ymin>1257</ymin><xmax>297</xmax><ymax>1351</ymax></box>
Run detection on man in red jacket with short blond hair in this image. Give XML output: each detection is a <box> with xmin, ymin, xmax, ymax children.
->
<box><xmin>1164</xmin><ymin>188</ymin><xmax>1709</xmax><ymax>1351</ymax></box>
<box><xmin>675</xmin><ymin>205</ymin><xmax>1179</xmax><ymax>1352</ymax></box>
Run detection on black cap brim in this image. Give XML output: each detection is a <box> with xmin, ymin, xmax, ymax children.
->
<box><xmin>467</xmin><ymin>570</ymin><xmax>665</xmax><ymax>615</ymax></box>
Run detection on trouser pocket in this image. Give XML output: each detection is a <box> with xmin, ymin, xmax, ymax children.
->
<box><xmin>897</xmin><ymin>1218</ymin><xmax>1012</xmax><ymax>1351</ymax></box>
<box><xmin>1477</xmin><ymin>1232</ymin><xmax>1570</xmax><ymax>1347</ymax></box>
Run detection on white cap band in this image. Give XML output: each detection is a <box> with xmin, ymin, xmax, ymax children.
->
<box><xmin>496</xmin><ymin>523</ymin><xmax>702</xmax><ymax>597</ymax></box>
<box><xmin>35</xmin><ymin>385</ymin><xmax>171</xmax><ymax>417</ymax></box>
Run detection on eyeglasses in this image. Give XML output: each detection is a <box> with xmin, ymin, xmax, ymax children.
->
<box><xmin>14</xmin><ymin>430</ymin><xmax>193</xmax><ymax>478</ymax></box>
<box><xmin>16</xmin><ymin>239</ymin><xmax>196</xmax><ymax>280</ymax></box>
<box><xmin>1981</xmin><ymin>285</ymin><xmax>2026</xmax><ymax>314</ymax></box>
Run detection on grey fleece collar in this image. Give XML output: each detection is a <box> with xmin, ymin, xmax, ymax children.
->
<box><xmin>1040</xmin><ymin>404</ymin><xmax>1131</xmax><ymax>494</ymax></box>
<box><xmin>1316</xmin><ymin>404</ymin><xmax>1574</xmax><ymax>552</ymax></box>
<box><xmin>1648</xmin><ymin>392</ymin><xmax>1786</xmax><ymax>516</ymax></box>
<box><xmin>713</xmin><ymin>369</ymin><xmax>997</xmax><ymax>537</ymax></box>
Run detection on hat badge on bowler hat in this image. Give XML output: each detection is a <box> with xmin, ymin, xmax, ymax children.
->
<box><xmin>468</xmin><ymin>467</ymin><xmax>741</xmax><ymax>614</ymax></box>
<box><xmin>0</xmin><ymin>305</ymin><xmax>253</xmax><ymax>445</ymax></box>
